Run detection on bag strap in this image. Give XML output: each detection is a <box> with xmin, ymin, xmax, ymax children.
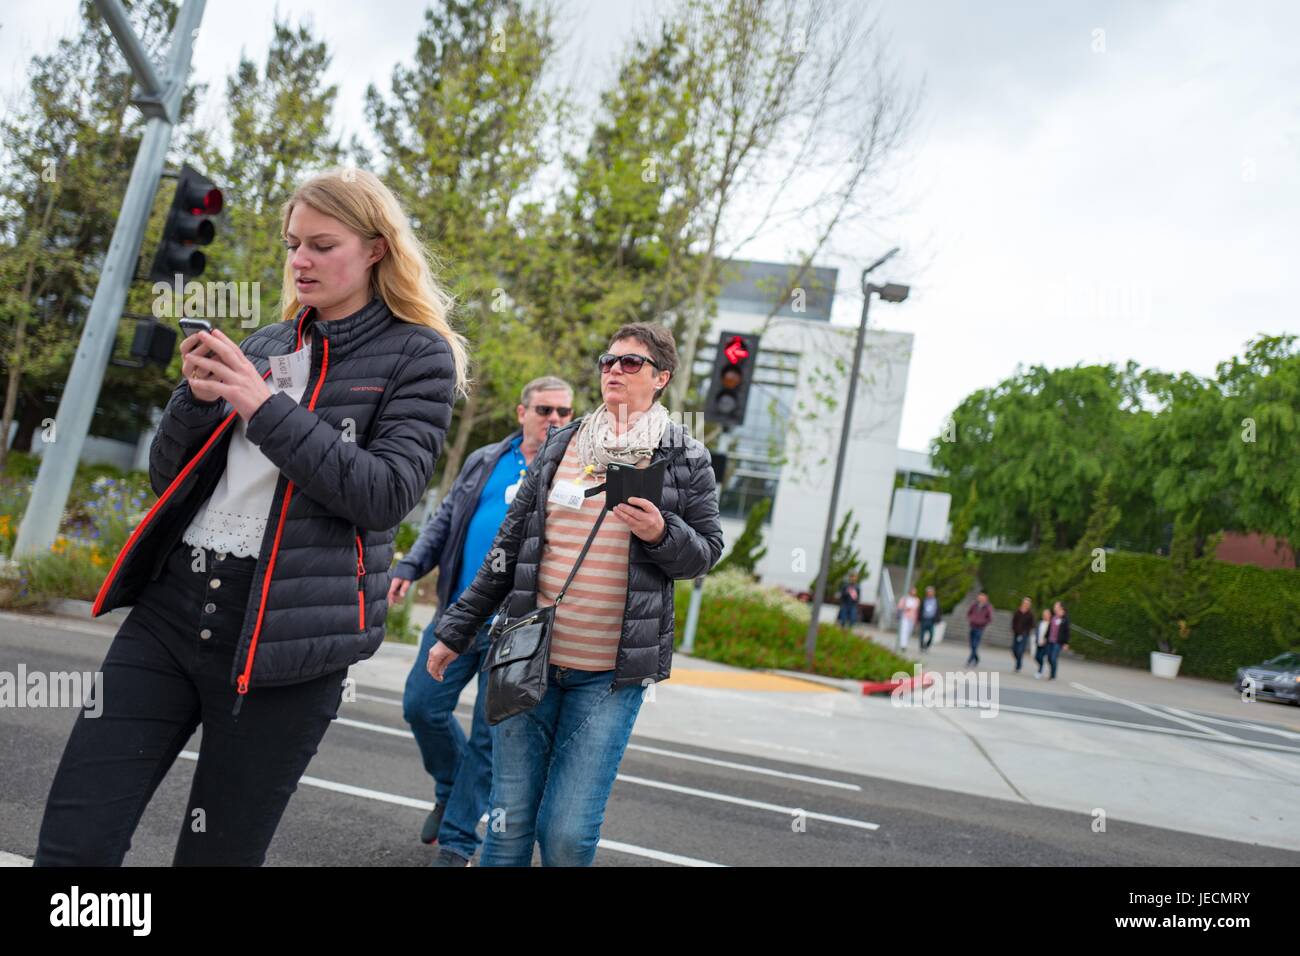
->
<box><xmin>554</xmin><ymin>506</ymin><xmax>609</xmax><ymax>606</ymax></box>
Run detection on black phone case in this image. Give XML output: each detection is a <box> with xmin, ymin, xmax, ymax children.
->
<box><xmin>604</xmin><ymin>458</ymin><xmax>667</xmax><ymax>509</ymax></box>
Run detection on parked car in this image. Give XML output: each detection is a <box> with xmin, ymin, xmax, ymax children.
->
<box><xmin>1234</xmin><ymin>652</ymin><xmax>1300</xmax><ymax>704</ymax></box>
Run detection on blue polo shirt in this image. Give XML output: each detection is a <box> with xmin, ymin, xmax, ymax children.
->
<box><xmin>452</xmin><ymin>435</ymin><xmax>528</xmax><ymax>604</ymax></box>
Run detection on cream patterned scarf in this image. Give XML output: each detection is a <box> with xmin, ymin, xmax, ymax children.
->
<box><xmin>574</xmin><ymin>402</ymin><xmax>671</xmax><ymax>474</ymax></box>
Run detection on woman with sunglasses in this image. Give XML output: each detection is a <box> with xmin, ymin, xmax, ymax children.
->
<box><xmin>427</xmin><ymin>322</ymin><xmax>723</xmax><ymax>866</ymax></box>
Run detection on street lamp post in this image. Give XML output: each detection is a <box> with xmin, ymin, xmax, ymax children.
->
<box><xmin>803</xmin><ymin>249</ymin><xmax>909</xmax><ymax>669</ymax></box>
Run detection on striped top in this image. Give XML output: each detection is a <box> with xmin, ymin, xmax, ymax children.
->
<box><xmin>537</xmin><ymin>438</ymin><xmax>646</xmax><ymax>671</ymax></box>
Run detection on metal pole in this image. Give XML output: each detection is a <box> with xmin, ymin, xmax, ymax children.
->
<box><xmin>681</xmin><ymin>576</ymin><xmax>704</xmax><ymax>654</ymax></box>
<box><xmin>12</xmin><ymin>1</ymin><xmax>205</xmax><ymax>561</ymax></box>
<box><xmin>902</xmin><ymin>494</ymin><xmax>924</xmax><ymax>600</ymax></box>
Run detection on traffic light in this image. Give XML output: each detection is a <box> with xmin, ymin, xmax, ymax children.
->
<box><xmin>703</xmin><ymin>331</ymin><xmax>760</xmax><ymax>429</ymax></box>
<box><xmin>148</xmin><ymin>163</ymin><xmax>223</xmax><ymax>284</ymax></box>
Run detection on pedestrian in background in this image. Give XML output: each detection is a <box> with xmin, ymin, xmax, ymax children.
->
<box><xmin>837</xmin><ymin>572</ymin><xmax>861</xmax><ymax>629</ymax></box>
<box><xmin>1034</xmin><ymin>608</ymin><xmax>1052</xmax><ymax>676</ymax></box>
<box><xmin>965</xmin><ymin>591</ymin><xmax>993</xmax><ymax>667</ymax></box>
<box><xmin>897</xmin><ymin>586</ymin><xmax>920</xmax><ymax>652</ymax></box>
<box><xmin>1010</xmin><ymin>597</ymin><xmax>1035</xmax><ymax>673</ymax></box>
<box><xmin>918</xmin><ymin>586</ymin><xmax>941</xmax><ymax>652</ymax></box>
<box><xmin>1039</xmin><ymin>600</ymin><xmax>1071</xmax><ymax>680</ymax></box>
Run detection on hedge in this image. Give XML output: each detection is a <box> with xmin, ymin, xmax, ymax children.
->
<box><xmin>673</xmin><ymin>570</ymin><xmax>910</xmax><ymax>681</ymax></box>
<box><xmin>978</xmin><ymin>551</ymin><xmax>1300</xmax><ymax>680</ymax></box>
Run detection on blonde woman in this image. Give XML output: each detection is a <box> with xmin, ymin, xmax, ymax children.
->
<box><xmin>35</xmin><ymin>168</ymin><xmax>467</xmax><ymax>866</ymax></box>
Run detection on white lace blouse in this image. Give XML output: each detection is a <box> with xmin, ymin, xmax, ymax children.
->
<box><xmin>181</xmin><ymin>340</ymin><xmax>311</xmax><ymax>558</ymax></box>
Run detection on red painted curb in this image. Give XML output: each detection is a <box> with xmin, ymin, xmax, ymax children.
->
<box><xmin>860</xmin><ymin>672</ymin><xmax>936</xmax><ymax>695</ymax></box>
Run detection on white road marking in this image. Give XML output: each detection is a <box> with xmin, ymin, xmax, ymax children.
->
<box><xmin>176</xmin><ymin>751</ymin><xmax>724</xmax><ymax>866</ymax></box>
<box><xmin>626</xmin><ymin>743</ymin><xmax>862</xmax><ymax>791</ymax></box>
<box><xmin>615</xmin><ymin>773</ymin><xmax>880</xmax><ymax>831</ymax></box>
<box><xmin>991</xmin><ymin>703</ymin><xmax>1300</xmax><ymax>754</ymax></box>
<box><xmin>1068</xmin><ymin>682</ymin><xmax>1240</xmax><ymax>739</ymax></box>
<box><xmin>334</xmin><ymin>716</ymin><xmax>411</xmax><ymax>738</ymax></box>
<box><xmin>1155</xmin><ymin>705</ymin><xmax>1300</xmax><ymax>741</ymax></box>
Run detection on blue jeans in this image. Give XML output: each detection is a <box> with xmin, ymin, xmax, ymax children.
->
<box><xmin>479</xmin><ymin>664</ymin><xmax>645</xmax><ymax>867</ymax></box>
<box><xmin>967</xmin><ymin>627</ymin><xmax>984</xmax><ymax>664</ymax></box>
<box><xmin>402</xmin><ymin>612</ymin><xmax>493</xmax><ymax>860</ymax></box>
<box><xmin>837</xmin><ymin>602</ymin><xmax>857</xmax><ymax>627</ymax></box>
<box><xmin>1045</xmin><ymin>642</ymin><xmax>1062</xmax><ymax>678</ymax></box>
<box><xmin>1011</xmin><ymin>634</ymin><xmax>1028</xmax><ymax>669</ymax></box>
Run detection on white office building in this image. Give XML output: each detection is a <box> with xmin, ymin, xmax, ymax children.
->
<box><xmin>700</xmin><ymin>259</ymin><xmax>913</xmax><ymax>609</ymax></box>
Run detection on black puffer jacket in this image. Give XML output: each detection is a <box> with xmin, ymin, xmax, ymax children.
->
<box><xmin>391</xmin><ymin>430</ymin><xmax>522</xmax><ymax>610</ymax></box>
<box><xmin>91</xmin><ymin>296</ymin><xmax>456</xmax><ymax>697</ymax></box>
<box><xmin>434</xmin><ymin>413</ymin><xmax>723</xmax><ymax>690</ymax></box>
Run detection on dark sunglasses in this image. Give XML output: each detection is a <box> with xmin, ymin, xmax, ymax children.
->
<box><xmin>598</xmin><ymin>352</ymin><xmax>660</xmax><ymax>374</ymax></box>
<box><xmin>530</xmin><ymin>404</ymin><xmax>573</xmax><ymax>418</ymax></box>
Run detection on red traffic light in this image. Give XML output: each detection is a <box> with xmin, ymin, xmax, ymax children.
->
<box><xmin>193</xmin><ymin>188</ymin><xmax>223</xmax><ymax>216</ymax></box>
<box><xmin>723</xmin><ymin>335</ymin><xmax>749</xmax><ymax>365</ymax></box>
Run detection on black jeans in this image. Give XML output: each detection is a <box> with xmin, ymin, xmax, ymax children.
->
<box><xmin>35</xmin><ymin>538</ymin><xmax>347</xmax><ymax>866</ymax></box>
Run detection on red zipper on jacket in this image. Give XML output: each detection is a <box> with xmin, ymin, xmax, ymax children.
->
<box><xmin>235</xmin><ymin>327</ymin><xmax>329</xmax><ymax>710</ymax></box>
<box><xmin>90</xmin><ymin>369</ymin><xmax>275</xmax><ymax>617</ymax></box>
<box><xmin>356</xmin><ymin>533</ymin><xmax>366</xmax><ymax>630</ymax></box>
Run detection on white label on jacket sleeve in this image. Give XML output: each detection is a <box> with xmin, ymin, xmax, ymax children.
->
<box><xmin>547</xmin><ymin>480</ymin><xmax>585</xmax><ymax>510</ymax></box>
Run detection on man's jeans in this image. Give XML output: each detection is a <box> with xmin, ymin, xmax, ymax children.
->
<box><xmin>402</xmin><ymin>613</ymin><xmax>494</xmax><ymax>860</ymax></box>
<box><xmin>479</xmin><ymin>664</ymin><xmax>644</xmax><ymax>867</ymax></box>
<box><xmin>918</xmin><ymin>619</ymin><xmax>936</xmax><ymax>650</ymax></box>
<box><xmin>1011</xmin><ymin>634</ymin><xmax>1028</xmax><ymax>670</ymax></box>
<box><xmin>967</xmin><ymin>627</ymin><xmax>984</xmax><ymax>665</ymax></box>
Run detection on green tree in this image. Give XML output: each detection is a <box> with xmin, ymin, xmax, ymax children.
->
<box><xmin>932</xmin><ymin>363</ymin><xmax>1149</xmax><ymax>550</ymax></box>
<box><xmin>1025</xmin><ymin>472</ymin><xmax>1122</xmax><ymax>610</ymax></box>
<box><xmin>1135</xmin><ymin>512</ymin><xmax>1222</xmax><ymax>655</ymax></box>
<box><xmin>813</xmin><ymin>508</ymin><xmax>869</xmax><ymax>597</ymax></box>
<box><xmin>0</xmin><ymin>0</ymin><xmax>204</xmax><ymax>463</ymax></box>
<box><xmin>714</xmin><ymin>498</ymin><xmax>770</xmax><ymax>578</ymax></box>
<box><xmin>915</xmin><ymin>488</ymin><xmax>978</xmax><ymax>612</ymax></box>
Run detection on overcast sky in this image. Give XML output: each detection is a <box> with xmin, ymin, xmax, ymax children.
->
<box><xmin>3</xmin><ymin>0</ymin><xmax>1296</xmax><ymax>451</ymax></box>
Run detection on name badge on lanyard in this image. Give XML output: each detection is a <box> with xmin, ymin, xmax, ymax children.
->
<box><xmin>504</xmin><ymin>468</ymin><xmax>526</xmax><ymax>504</ymax></box>
<box><xmin>547</xmin><ymin>479</ymin><xmax>586</xmax><ymax>511</ymax></box>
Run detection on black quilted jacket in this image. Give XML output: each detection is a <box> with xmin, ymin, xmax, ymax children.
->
<box><xmin>91</xmin><ymin>295</ymin><xmax>456</xmax><ymax>697</ymax></box>
<box><xmin>434</xmin><ymin>414</ymin><xmax>723</xmax><ymax>690</ymax></box>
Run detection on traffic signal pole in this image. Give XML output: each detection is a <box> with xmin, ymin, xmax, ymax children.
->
<box><xmin>11</xmin><ymin>0</ymin><xmax>206</xmax><ymax>561</ymax></box>
<box><xmin>803</xmin><ymin>248</ymin><xmax>900</xmax><ymax>669</ymax></box>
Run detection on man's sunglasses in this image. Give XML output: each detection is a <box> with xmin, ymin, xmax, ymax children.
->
<box><xmin>530</xmin><ymin>404</ymin><xmax>573</xmax><ymax>418</ymax></box>
<box><xmin>598</xmin><ymin>352</ymin><xmax>661</xmax><ymax>374</ymax></box>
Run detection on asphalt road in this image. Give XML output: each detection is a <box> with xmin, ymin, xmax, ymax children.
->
<box><xmin>3</xmin><ymin>613</ymin><xmax>1298</xmax><ymax>866</ymax></box>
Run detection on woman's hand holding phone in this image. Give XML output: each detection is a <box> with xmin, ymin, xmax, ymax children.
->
<box><xmin>182</xmin><ymin>329</ymin><xmax>272</xmax><ymax>421</ymax></box>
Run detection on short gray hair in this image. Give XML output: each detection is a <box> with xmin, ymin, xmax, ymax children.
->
<box><xmin>520</xmin><ymin>375</ymin><xmax>573</xmax><ymax>408</ymax></box>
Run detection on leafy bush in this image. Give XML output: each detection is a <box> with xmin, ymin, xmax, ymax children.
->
<box><xmin>675</xmin><ymin>569</ymin><xmax>910</xmax><ymax>681</ymax></box>
<box><xmin>979</xmin><ymin>549</ymin><xmax>1300</xmax><ymax>680</ymax></box>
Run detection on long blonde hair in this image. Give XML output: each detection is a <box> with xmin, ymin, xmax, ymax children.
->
<box><xmin>278</xmin><ymin>167</ymin><xmax>470</xmax><ymax>397</ymax></box>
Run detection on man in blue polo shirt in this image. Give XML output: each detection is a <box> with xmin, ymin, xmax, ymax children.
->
<box><xmin>389</xmin><ymin>376</ymin><xmax>574</xmax><ymax>866</ymax></box>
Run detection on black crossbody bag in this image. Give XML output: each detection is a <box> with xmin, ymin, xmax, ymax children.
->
<box><xmin>483</xmin><ymin>503</ymin><xmax>610</xmax><ymax>725</ymax></box>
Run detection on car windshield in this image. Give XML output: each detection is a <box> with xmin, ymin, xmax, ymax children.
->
<box><xmin>1264</xmin><ymin>652</ymin><xmax>1300</xmax><ymax>669</ymax></box>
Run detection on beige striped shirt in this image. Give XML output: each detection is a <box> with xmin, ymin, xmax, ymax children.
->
<box><xmin>537</xmin><ymin>438</ymin><xmax>646</xmax><ymax>671</ymax></box>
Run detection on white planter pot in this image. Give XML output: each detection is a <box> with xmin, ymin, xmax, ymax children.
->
<box><xmin>1150</xmin><ymin>651</ymin><xmax>1182</xmax><ymax>679</ymax></box>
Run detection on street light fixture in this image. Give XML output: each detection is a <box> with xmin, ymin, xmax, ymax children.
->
<box><xmin>803</xmin><ymin>249</ymin><xmax>909</xmax><ymax>669</ymax></box>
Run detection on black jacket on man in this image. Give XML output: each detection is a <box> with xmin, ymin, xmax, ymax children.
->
<box><xmin>92</xmin><ymin>296</ymin><xmax>456</xmax><ymax>693</ymax></box>
<box><xmin>435</xmin><ymin>413</ymin><xmax>723</xmax><ymax>690</ymax></box>
<box><xmin>391</xmin><ymin>430</ymin><xmax>522</xmax><ymax>609</ymax></box>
